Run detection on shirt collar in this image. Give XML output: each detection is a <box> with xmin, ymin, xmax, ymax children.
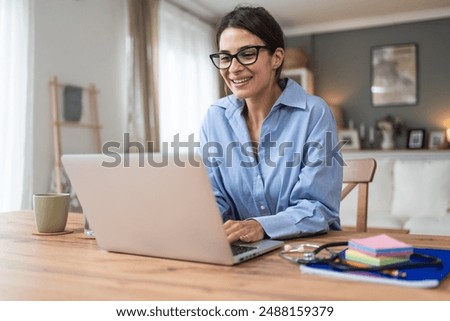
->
<box><xmin>213</xmin><ymin>78</ymin><xmax>308</xmax><ymax>120</ymax></box>
<box><xmin>274</xmin><ymin>78</ymin><xmax>307</xmax><ymax>110</ymax></box>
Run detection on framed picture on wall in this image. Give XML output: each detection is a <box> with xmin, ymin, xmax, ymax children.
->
<box><xmin>371</xmin><ymin>43</ymin><xmax>418</xmax><ymax>107</ymax></box>
<box><xmin>407</xmin><ymin>129</ymin><xmax>425</xmax><ymax>149</ymax></box>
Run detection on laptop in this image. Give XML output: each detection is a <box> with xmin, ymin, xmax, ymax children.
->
<box><xmin>61</xmin><ymin>153</ymin><xmax>284</xmax><ymax>265</ymax></box>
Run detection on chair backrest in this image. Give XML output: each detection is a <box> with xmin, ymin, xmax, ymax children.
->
<box><xmin>341</xmin><ymin>158</ymin><xmax>377</xmax><ymax>232</ymax></box>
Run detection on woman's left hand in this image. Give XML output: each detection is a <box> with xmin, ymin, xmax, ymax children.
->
<box><xmin>223</xmin><ymin>219</ymin><xmax>265</xmax><ymax>243</ymax></box>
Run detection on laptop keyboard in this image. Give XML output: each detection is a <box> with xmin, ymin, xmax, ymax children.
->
<box><xmin>231</xmin><ymin>244</ymin><xmax>257</xmax><ymax>256</ymax></box>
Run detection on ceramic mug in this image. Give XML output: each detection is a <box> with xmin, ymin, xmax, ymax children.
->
<box><xmin>33</xmin><ymin>193</ymin><xmax>70</xmax><ymax>233</ymax></box>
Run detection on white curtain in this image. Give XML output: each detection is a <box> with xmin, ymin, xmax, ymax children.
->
<box><xmin>0</xmin><ymin>0</ymin><xmax>34</xmax><ymax>211</ymax></box>
<box><xmin>158</xmin><ymin>0</ymin><xmax>219</xmax><ymax>148</ymax></box>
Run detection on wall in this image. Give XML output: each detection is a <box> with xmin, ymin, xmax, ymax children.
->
<box><xmin>32</xmin><ymin>0</ymin><xmax>126</xmax><ymax>198</ymax></box>
<box><xmin>288</xmin><ymin>18</ymin><xmax>450</xmax><ymax>146</ymax></box>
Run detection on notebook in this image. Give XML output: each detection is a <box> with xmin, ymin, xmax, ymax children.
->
<box><xmin>300</xmin><ymin>247</ymin><xmax>450</xmax><ymax>288</ymax></box>
<box><xmin>348</xmin><ymin>234</ymin><xmax>413</xmax><ymax>257</ymax></box>
<box><xmin>61</xmin><ymin>153</ymin><xmax>284</xmax><ymax>265</ymax></box>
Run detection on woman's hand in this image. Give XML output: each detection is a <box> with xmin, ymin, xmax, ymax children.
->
<box><xmin>223</xmin><ymin>219</ymin><xmax>265</xmax><ymax>243</ymax></box>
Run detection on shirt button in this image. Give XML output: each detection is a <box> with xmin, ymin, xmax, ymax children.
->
<box><xmin>260</xmin><ymin>205</ymin><xmax>266</xmax><ymax>210</ymax></box>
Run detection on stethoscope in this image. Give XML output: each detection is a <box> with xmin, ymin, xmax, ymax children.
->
<box><xmin>279</xmin><ymin>242</ymin><xmax>345</xmax><ymax>264</ymax></box>
<box><xmin>279</xmin><ymin>241</ymin><xmax>443</xmax><ymax>273</ymax></box>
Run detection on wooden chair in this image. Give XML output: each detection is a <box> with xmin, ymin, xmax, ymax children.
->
<box><xmin>341</xmin><ymin>158</ymin><xmax>377</xmax><ymax>232</ymax></box>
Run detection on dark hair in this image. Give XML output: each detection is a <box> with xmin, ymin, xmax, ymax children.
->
<box><xmin>215</xmin><ymin>5</ymin><xmax>285</xmax><ymax>79</ymax></box>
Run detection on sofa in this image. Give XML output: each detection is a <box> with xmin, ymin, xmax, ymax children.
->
<box><xmin>340</xmin><ymin>152</ymin><xmax>450</xmax><ymax>236</ymax></box>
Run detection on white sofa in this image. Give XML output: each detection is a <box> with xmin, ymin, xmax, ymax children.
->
<box><xmin>340</xmin><ymin>151</ymin><xmax>450</xmax><ymax>236</ymax></box>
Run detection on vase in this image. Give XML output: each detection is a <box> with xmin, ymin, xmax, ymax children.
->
<box><xmin>381</xmin><ymin>130</ymin><xmax>395</xmax><ymax>150</ymax></box>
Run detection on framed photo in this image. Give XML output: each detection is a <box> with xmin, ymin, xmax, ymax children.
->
<box><xmin>338</xmin><ymin>129</ymin><xmax>360</xmax><ymax>150</ymax></box>
<box><xmin>407</xmin><ymin>129</ymin><xmax>425</xmax><ymax>149</ymax></box>
<box><xmin>428</xmin><ymin>130</ymin><xmax>445</xmax><ymax>149</ymax></box>
<box><xmin>282</xmin><ymin>67</ymin><xmax>314</xmax><ymax>95</ymax></box>
<box><xmin>371</xmin><ymin>43</ymin><xmax>418</xmax><ymax>107</ymax></box>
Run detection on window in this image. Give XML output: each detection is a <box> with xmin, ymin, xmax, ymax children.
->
<box><xmin>158</xmin><ymin>1</ymin><xmax>219</xmax><ymax>148</ymax></box>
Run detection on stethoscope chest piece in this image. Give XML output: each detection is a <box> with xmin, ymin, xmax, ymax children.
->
<box><xmin>279</xmin><ymin>243</ymin><xmax>339</xmax><ymax>264</ymax></box>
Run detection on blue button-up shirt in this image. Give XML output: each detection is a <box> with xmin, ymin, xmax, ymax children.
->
<box><xmin>199</xmin><ymin>79</ymin><xmax>342</xmax><ymax>239</ymax></box>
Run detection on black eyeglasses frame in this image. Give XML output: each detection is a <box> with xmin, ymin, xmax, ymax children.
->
<box><xmin>209</xmin><ymin>45</ymin><xmax>269</xmax><ymax>70</ymax></box>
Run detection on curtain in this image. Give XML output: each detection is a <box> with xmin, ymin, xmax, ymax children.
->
<box><xmin>0</xmin><ymin>0</ymin><xmax>34</xmax><ymax>211</ymax></box>
<box><xmin>126</xmin><ymin>0</ymin><xmax>160</xmax><ymax>152</ymax></box>
<box><xmin>158</xmin><ymin>0</ymin><xmax>219</xmax><ymax>147</ymax></box>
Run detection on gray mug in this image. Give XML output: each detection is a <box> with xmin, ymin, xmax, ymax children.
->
<box><xmin>33</xmin><ymin>193</ymin><xmax>70</xmax><ymax>233</ymax></box>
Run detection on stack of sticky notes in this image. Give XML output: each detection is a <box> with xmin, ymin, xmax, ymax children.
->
<box><xmin>345</xmin><ymin>234</ymin><xmax>413</xmax><ymax>267</ymax></box>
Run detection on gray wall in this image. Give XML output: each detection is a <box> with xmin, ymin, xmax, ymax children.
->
<box><xmin>287</xmin><ymin>18</ymin><xmax>450</xmax><ymax>147</ymax></box>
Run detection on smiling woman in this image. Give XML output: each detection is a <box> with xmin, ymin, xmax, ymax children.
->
<box><xmin>0</xmin><ymin>0</ymin><xmax>34</xmax><ymax>212</ymax></box>
<box><xmin>200</xmin><ymin>5</ymin><xmax>343</xmax><ymax>243</ymax></box>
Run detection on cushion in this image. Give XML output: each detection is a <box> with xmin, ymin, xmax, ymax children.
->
<box><xmin>392</xmin><ymin>160</ymin><xmax>450</xmax><ymax>218</ymax></box>
<box><xmin>367</xmin><ymin>159</ymin><xmax>395</xmax><ymax>216</ymax></box>
<box><xmin>368</xmin><ymin>215</ymin><xmax>404</xmax><ymax>229</ymax></box>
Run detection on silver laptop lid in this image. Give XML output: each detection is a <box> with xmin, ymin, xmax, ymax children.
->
<box><xmin>63</xmin><ymin>153</ymin><xmax>284</xmax><ymax>265</ymax></box>
<box><xmin>62</xmin><ymin>153</ymin><xmax>238</xmax><ymax>265</ymax></box>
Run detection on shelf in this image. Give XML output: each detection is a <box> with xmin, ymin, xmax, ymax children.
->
<box><xmin>343</xmin><ymin>149</ymin><xmax>450</xmax><ymax>160</ymax></box>
<box><xmin>54</xmin><ymin>121</ymin><xmax>102</xmax><ymax>129</ymax></box>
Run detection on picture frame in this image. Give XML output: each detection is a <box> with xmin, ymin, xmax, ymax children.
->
<box><xmin>407</xmin><ymin>129</ymin><xmax>426</xmax><ymax>149</ymax></box>
<box><xmin>282</xmin><ymin>67</ymin><xmax>314</xmax><ymax>95</ymax></box>
<box><xmin>371</xmin><ymin>43</ymin><xmax>418</xmax><ymax>107</ymax></box>
<box><xmin>338</xmin><ymin>129</ymin><xmax>360</xmax><ymax>150</ymax></box>
<box><xmin>428</xmin><ymin>130</ymin><xmax>446</xmax><ymax>149</ymax></box>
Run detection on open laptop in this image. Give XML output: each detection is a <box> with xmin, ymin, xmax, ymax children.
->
<box><xmin>61</xmin><ymin>153</ymin><xmax>284</xmax><ymax>265</ymax></box>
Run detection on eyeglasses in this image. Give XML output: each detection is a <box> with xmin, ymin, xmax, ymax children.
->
<box><xmin>209</xmin><ymin>45</ymin><xmax>269</xmax><ymax>70</ymax></box>
<box><xmin>280</xmin><ymin>241</ymin><xmax>443</xmax><ymax>274</ymax></box>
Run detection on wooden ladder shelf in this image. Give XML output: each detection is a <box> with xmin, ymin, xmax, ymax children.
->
<box><xmin>49</xmin><ymin>75</ymin><xmax>102</xmax><ymax>193</ymax></box>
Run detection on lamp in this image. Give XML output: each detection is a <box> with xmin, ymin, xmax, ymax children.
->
<box><xmin>443</xmin><ymin>118</ymin><xmax>450</xmax><ymax>148</ymax></box>
<box><xmin>447</xmin><ymin>128</ymin><xmax>450</xmax><ymax>147</ymax></box>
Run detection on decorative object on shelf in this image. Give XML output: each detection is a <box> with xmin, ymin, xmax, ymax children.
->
<box><xmin>359</xmin><ymin>122</ymin><xmax>366</xmax><ymax>148</ymax></box>
<box><xmin>359</xmin><ymin>123</ymin><xmax>366</xmax><ymax>141</ymax></box>
<box><xmin>428</xmin><ymin>130</ymin><xmax>446</xmax><ymax>149</ymax></box>
<box><xmin>376</xmin><ymin>115</ymin><xmax>405</xmax><ymax>150</ymax></box>
<box><xmin>348</xmin><ymin>119</ymin><xmax>354</xmax><ymax>129</ymax></box>
<box><xmin>407</xmin><ymin>129</ymin><xmax>426</xmax><ymax>149</ymax></box>
<box><xmin>283</xmin><ymin>47</ymin><xmax>308</xmax><ymax>69</ymax></box>
<box><xmin>369</xmin><ymin>126</ymin><xmax>376</xmax><ymax>148</ymax></box>
<box><xmin>338</xmin><ymin>129</ymin><xmax>360</xmax><ymax>150</ymax></box>
<box><xmin>380</xmin><ymin>129</ymin><xmax>395</xmax><ymax>150</ymax></box>
<box><xmin>371</xmin><ymin>43</ymin><xmax>418</xmax><ymax>107</ymax></box>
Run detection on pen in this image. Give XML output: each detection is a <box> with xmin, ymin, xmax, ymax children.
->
<box><xmin>345</xmin><ymin>259</ymin><xmax>407</xmax><ymax>278</ymax></box>
<box><xmin>380</xmin><ymin>269</ymin><xmax>407</xmax><ymax>278</ymax></box>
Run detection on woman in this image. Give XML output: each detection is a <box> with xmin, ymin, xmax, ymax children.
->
<box><xmin>200</xmin><ymin>5</ymin><xmax>342</xmax><ymax>243</ymax></box>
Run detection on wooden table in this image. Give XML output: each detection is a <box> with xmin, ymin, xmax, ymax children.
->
<box><xmin>1</xmin><ymin>210</ymin><xmax>450</xmax><ymax>300</ymax></box>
